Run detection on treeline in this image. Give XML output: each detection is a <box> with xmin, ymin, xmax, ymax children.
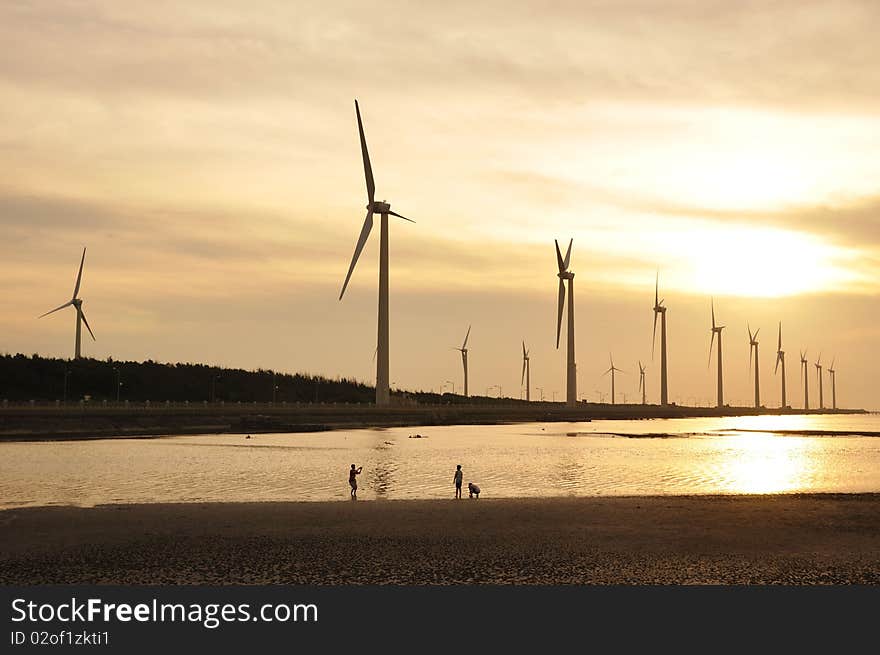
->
<box><xmin>0</xmin><ymin>354</ymin><xmax>380</xmax><ymax>404</ymax></box>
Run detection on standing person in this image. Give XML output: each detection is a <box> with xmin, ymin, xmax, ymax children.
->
<box><xmin>453</xmin><ymin>465</ymin><xmax>463</xmax><ymax>499</ymax></box>
<box><xmin>349</xmin><ymin>464</ymin><xmax>363</xmax><ymax>498</ymax></box>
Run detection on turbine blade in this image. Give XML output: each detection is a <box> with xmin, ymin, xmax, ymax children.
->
<box><xmin>39</xmin><ymin>300</ymin><xmax>73</xmax><ymax>318</ymax></box>
<box><xmin>387</xmin><ymin>210</ymin><xmax>415</xmax><ymax>223</ymax></box>
<box><xmin>554</xmin><ymin>240</ymin><xmax>564</xmax><ymax>273</ymax></box>
<box><xmin>522</xmin><ymin>340</ymin><xmax>527</xmax><ymax>358</ymax></box>
<box><xmin>72</xmin><ymin>247</ymin><xmax>86</xmax><ymax>299</ymax></box>
<box><xmin>556</xmin><ymin>278</ymin><xmax>565</xmax><ymax>348</ymax></box>
<box><xmin>354</xmin><ymin>100</ymin><xmax>375</xmax><ymax>203</ymax></box>
<box><xmin>462</xmin><ymin>325</ymin><xmax>471</xmax><ymax>349</ymax></box>
<box><xmin>655</xmin><ymin>270</ymin><xmax>659</xmax><ymax>306</ymax></box>
<box><xmin>711</xmin><ymin>297</ymin><xmax>716</xmax><ymax>329</ymax></box>
<box><xmin>521</xmin><ymin>358</ymin><xmax>526</xmax><ymax>385</ymax></box>
<box><xmin>708</xmin><ymin>330</ymin><xmax>716</xmax><ymax>367</ymax></box>
<box><xmin>754</xmin><ymin>328</ymin><xmax>760</xmax><ymax>340</ymax></box>
<box><xmin>79</xmin><ymin>308</ymin><xmax>96</xmax><ymax>340</ymax></box>
<box><xmin>778</xmin><ymin>322</ymin><xmax>782</xmax><ymax>350</ymax></box>
<box><xmin>339</xmin><ymin>210</ymin><xmax>374</xmax><ymax>300</ymax></box>
<box><xmin>563</xmin><ymin>238</ymin><xmax>573</xmax><ymax>270</ymax></box>
<box><xmin>652</xmin><ymin>310</ymin><xmax>658</xmax><ymax>359</ymax></box>
<box><xmin>774</xmin><ymin>351</ymin><xmax>781</xmax><ymax>374</ymax></box>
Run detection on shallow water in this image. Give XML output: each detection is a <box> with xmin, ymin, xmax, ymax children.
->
<box><xmin>1</xmin><ymin>414</ymin><xmax>879</xmax><ymax>507</ymax></box>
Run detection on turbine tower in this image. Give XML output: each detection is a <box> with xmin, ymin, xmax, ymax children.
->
<box><xmin>521</xmin><ymin>341</ymin><xmax>530</xmax><ymax>402</ymax></box>
<box><xmin>603</xmin><ymin>354</ymin><xmax>623</xmax><ymax>405</ymax></box>
<box><xmin>638</xmin><ymin>361</ymin><xmax>646</xmax><ymax>405</ymax></box>
<box><xmin>39</xmin><ymin>247</ymin><xmax>96</xmax><ymax>359</ymax></box>
<box><xmin>708</xmin><ymin>298</ymin><xmax>725</xmax><ymax>408</ymax></box>
<box><xmin>748</xmin><ymin>324</ymin><xmax>761</xmax><ymax>408</ymax></box>
<box><xmin>799</xmin><ymin>350</ymin><xmax>810</xmax><ymax>410</ymax></box>
<box><xmin>339</xmin><ymin>100</ymin><xmax>414</xmax><ymax>406</ymax></box>
<box><xmin>774</xmin><ymin>322</ymin><xmax>787</xmax><ymax>409</ymax></box>
<box><xmin>815</xmin><ymin>355</ymin><xmax>824</xmax><ymax>410</ymax></box>
<box><xmin>827</xmin><ymin>357</ymin><xmax>837</xmax><ymax>410</ymax></box>
<box><xmin>652</xmin><ymin>271</ymin><xmax>669</xmax><ymax>406</ymax></box>
<box><xmin>555</xmin><ymin>238</ymin><xmax>577</xmax><ymax>406</ymax></box>
<box><xmin>455</xmin><ymin>325</ymin><xmax>471</xmax><ymax>398</ymax></box>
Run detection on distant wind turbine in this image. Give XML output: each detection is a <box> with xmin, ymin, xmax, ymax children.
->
<box><xmin>774</xmin><ymin>322</ymin><xmax>787</xmax><ymax>409</ymax></box>
<box><xmin>339</xmin><ymin>99</ymin><xmax>415</xmax><ymax>407</ymax></box>
<box><xmin>455</xmin><ymin>325</ymin><xmax>471</xmax><ymax>398</ymax></box>
<box><xmin>708</xmin><ymin>298</ymin><xmax>725</xmax><ymax>408</ymax></box>
<box><xmin>815</xmin><ymin>354</ymin><xmax>824</xmax><ymax>410</ymax></box>
<box><xmin>39</xmin><ymin>247</ymin><xmax>95</xmax><ymax>359</ymax></box>
<box><xmin>800</xmin><ymin>350</ymin><xmax>810</xmax><ymax>410</ymax></box>
<box><xmin>521</xmin><ymin>341</ymin><xmax>530</xmax><ymax>402</ymax></box>
<box><xmin>827</xmin><ymin>357</ymin><xmax>837</xmax><ymax>410</ymax></box>
<box><xmin>748</xmin><ymin>324</ymin><xmax>761</xmax><ymax>408</ymax></box>
<box><xmin>638</xmin><ymin>361</ymin><xmax>646</xmax><ymax>405</ymax></box>
<box><xmin>652</xmin><ymin>271</ymin><xmax>669</xmax><ymax>406</ymax></box>
<box><xmin>604</xmin><ymin>354</ymin><xmax>623</xmax><ymax>405</ymax></box>
<box><xmin>555</xmin><ymin>239</ymin><xmax>577</xmax><ymax>406</ymax></box>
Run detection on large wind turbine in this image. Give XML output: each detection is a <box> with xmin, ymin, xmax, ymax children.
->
<box><xmin>555</xmin><ymin>239</ymin><xmax>577</xmax><ymax>406</ymax></box>
<box><xmin>827</xmin><ymin>357</ymin><xmax>837</xmax><ymax>410</ymax></box>
<box><xmin>39</xmin><ymin>247</ymin><xmax>96</xmax><ymax>359</ymax></box>
<box><xmin>339</xmin><ymin>100</ymin><xmax>414</xmax><ymax>406</ymax></box>
<box><xmin>652</xmin><ymin>271</ymin><xmax>669</xmax><ymax>406</ymax></box>
<box><xmin>455</xmin><ymin>325</ymin><xmax>471</xmax><ymax>398</ymax></box>
<box><xmin>708</xmin><ymin>298</ymin><xmax>725</xmax><ymax>408</ymax></box>
<box><xmin>800</xmin><ymin>350</ymin><xmax>810</xmax><ymax>410</ymax></box>
<box><xmin>748</xmin><ymin>324</ymin><xmax>761</xmax><ymax>408</ymax></box>
<box><xmin>604</xmin><ymin>354</ymin><xmax>623</xmax><ymax>405</ymax></box>
<box><xmin>774</xmin><ymin>322</ymin><xmax>787</xmax><ymax>409</ymax></box>
<box><xmin>815</xmin><ymin>354</ymin><xmax>824</xmax><ymax>410</ymax></box>
<box><xmin>521</xmin><ymin>341</ymin><xmax>530</xmax><ymax>402</ymax></box>
<box><xmin>638</xmin><ymin>361</ymin><xmax>646</xmax><ymax>405</ymax></box>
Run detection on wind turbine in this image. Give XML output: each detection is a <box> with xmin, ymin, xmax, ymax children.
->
<box><xmin>521</xmin><ymin>341</ymin><xmax>530</xmax><ymax>402</ymax></box>
<box><xmin>603</xmin><ymin>354</ymin><xmax>623</xmax><ymax>405</ymax></box>
<box><xmin>652</xmin><ymin>271</ymin><xmax>669</xmax><ymax>406</ymax></box>
<box><xmin>455</xmin><ymin>325</ymin><xmax>471</xmax><ymax>398</ymax></box>
<box><xmin>774</xmin><ymin>322</ymin><xmax>787</xmax><ymax>408</ymax></box>
<box><xmin>748</xmin><ymin>324</ymin><xmax>761</xmax><ymax>408</ymax></box>
<box><xmin>799</xmin><ymin>350</ymin><xmax>810</xmax><ymax>410</ymax></box>
<box><xmin>815</xmin><ymin>354</ymin><xmax>824</xmax><ymax>410</ymax></box>
<box><xmin>39</xmin><ymin>247</ymin><xmax>95</xmax><ymax>359</ymax></box>
<box><xmin>828</xmin><ymin>357</ymin><xmax>837</xmax><ymax>410</ymax></box>
<box><xmin>555</xmin><ymin>239</ymin><xmax>577</xmax><ymax>406</ymax></box>
<box><xmin>708</xmin><ymin>298</ymin><xmax>725</xmax><ymax>408</ymax></box>
<box><xmin>339</xmin><ymin>100</ymin><xmax>414</xmax><ymax>406</ymax></box>
<box><xmin>638</xmin><ymin>361</ymin><xmax>646</xmax><ymax>405</ymax></box>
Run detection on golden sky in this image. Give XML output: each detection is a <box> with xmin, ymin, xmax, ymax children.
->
<box><xmin>1</xmin><ymin>1</ymin><xmax>878</xmax><ymax>408</ymax></box>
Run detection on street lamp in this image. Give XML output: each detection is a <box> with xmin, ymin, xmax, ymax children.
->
<box><xmin>536</xmin><ymin>386</ymin><xmax>544</xmax><ymax>402</ymax></box>
<box><xmin>113</xmin><ymin>367</ymin><xmax>122</xmax><ymax>403</ymax></box>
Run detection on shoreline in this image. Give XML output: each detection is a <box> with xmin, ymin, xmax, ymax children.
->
<box><xmin>0</xmin><ymin>403</ymin><xmax>868</xmax><ymax>442</ymax></box>
<box><xmin>3</xmin><ymin>493</ymin><xmax>879</xmax><ymax>584</ymax></box>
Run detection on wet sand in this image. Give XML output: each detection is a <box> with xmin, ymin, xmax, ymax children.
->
<box><xmin>2</xmin><ymin>494</ymin><xmax>879</xmax><ymax>584</ymax></box>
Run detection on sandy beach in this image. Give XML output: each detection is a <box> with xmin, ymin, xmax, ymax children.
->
<box><xmin>2</xmin><ymin>494</ymin><xmax>878</xmax><ymax>585</ymax></box>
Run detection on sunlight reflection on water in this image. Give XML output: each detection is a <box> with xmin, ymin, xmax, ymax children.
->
<box><xmin>1</xmin><ymin>414</ymin><xmax>879</xmax><ymax>507</ymax></box>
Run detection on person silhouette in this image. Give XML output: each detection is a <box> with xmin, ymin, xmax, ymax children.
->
<box><xmin>453</xmin><ymin>465</ymin><xmax>463</xmax><ymax>499</ymax></box>
<box><xmin>349</xmin><ymin>464</ymin><xmax>363</xmax><ymax>498</ymax></box>
<box><xmin>468</xmin><ymin>482</ymin><xmax>480</xmax><ymax>499</ymax></box>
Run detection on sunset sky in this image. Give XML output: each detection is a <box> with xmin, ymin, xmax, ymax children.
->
<box><xmin>1</xmin><ymin>1</ymin><xmax>878</xmax><ymax>408</ymax></box>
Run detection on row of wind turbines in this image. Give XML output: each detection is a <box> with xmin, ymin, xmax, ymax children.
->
<box><xmin>36</xmin><ymin>99</ymin><xmax>842</xmax><ymax>413</ymax></box>
<box><xmin>336</xmin><ymin>99</ymin><xmax>842</xmax><ymax>411</ymax></box>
